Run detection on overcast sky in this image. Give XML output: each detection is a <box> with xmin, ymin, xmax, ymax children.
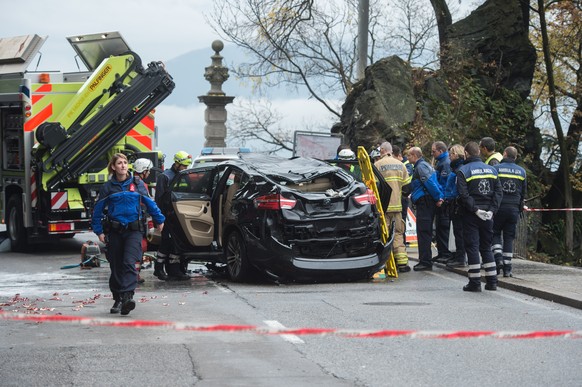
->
<box><xmin>1</xmin><ymin>0</ymin><xmax>335</xmax><ymax>164</ymax></box>
<box><xmin>2</xmin><ymin>0</ymin><xmax>217</xmax><ymax>70</ymax></box>
<box><xmin>2</xmin><ymin>1</ymin><xmax>482</xmax><ymax>165</ymax></box>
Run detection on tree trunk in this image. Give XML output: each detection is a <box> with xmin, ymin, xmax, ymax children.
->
<box><xmin>429</xmin><ymin>0</ymin><xmax>452</xmax><ymax>61</ymax></box>
<box><xmin>538</xmin><ymin>0</ymin><xmax>574</xmax><ymax>252</ymax></box>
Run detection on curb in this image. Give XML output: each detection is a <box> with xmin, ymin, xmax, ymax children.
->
<box><xmin>435</xmin><ymin>262</ymin><xmax>582</xmax><ymax>310</ymax></box>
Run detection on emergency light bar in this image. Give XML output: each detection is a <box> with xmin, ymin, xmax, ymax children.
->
<box><xmin>200</xmin><ymin>147</ymin><xmax>251</xmax><ymax>156</ymax></box>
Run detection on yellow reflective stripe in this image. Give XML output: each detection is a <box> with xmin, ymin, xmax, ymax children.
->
<box><xmin>384</xmin><ymin>176</ymin><xmax>405</xmax><ymax>182</ymax></box>
<box><xmin>498</xmin><ymin>173</ymin><xmax>525</xmax><ymax>180</ymax></box>
<box><xmin>485</xmin><ymin>153</ymin><xmax>502</xmax><ymax>164</ymax></box>
<box><xmin>466</xmin><ymin>174</ymin><xmax>498</xmax><ymax>182</ymax></box>
<box><xmin>387</xmin><ymin>204</ymin><xmax>403</xmax><ymax>211</ymax></box>
<box><xmin>403</xmin><ymin>175</ymin><xmax>412</xmax><ymax>184</ymax></box>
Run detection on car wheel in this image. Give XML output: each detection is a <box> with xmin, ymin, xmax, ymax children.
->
<box><xmin>6</xmin><ymin>195</ymin><xmax>27</xmax><ymax>252</ymax></box>
<box><xmin>225</xmin><ymin>231</ymin><xmax>251</xmax><ymax>282</ymax></box>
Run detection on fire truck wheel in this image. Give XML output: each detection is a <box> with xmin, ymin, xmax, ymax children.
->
<box><xmin>6</xmin><ymin>195</ymin><xmax>27</xmax><ymax>252</ymax></box>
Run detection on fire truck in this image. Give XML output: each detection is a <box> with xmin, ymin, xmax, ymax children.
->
<box><xmin>0</xmin><ymin>32</ymin><xmax>174</xmax><ymax>251</ymax></box>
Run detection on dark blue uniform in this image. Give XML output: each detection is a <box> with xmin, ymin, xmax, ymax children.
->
<box><xmin>443</xmin><ymin>157</ymin><xmax>465</xmax><ymax>265</ymax></box>
<box><xmin>492</xmin><ymin>158</ymin><xmax>526</xmax><ymax>277</ymax></box>
<box><xmin>401</xmin><ymin>158</ymin><xmax>413</xmax><ymax>240</ymax></box>
<box><xmin>411</xmin><ymin>157</ymin><xmax>443</xmax><ymax>267</ymax></box>
<box><xmin>92</xmin><ymin>174</ymin><xmax>165</xmax><ymax>300</ymax></box>
<box><xmin>456</xmin><ymin>157</ymin><xmax>502</xmax><ymax>289</ymax></box>
<box><xmin>434</xmin><ymin>151</ymin><xmax>452</xmax><ymax>261</ymax></box>
<box><xmin>154</xmin><ymin>165</ymin><xmax>189</xmax><ymax>279</ymax></box>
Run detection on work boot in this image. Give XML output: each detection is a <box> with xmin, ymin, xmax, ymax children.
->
<box><xmin>503</xmin><ymin>265</ymin><xmax>513</xmax><ymax>278</ymax></box>
<box><xmin>463</xmin><ymin>281</ymin><xmax>482</xmax><ymax>292</ymax></box>
<box><xmin>153</xmin><ymin>261</ymin><xmax>168</xmax><ymax>281</ymax></box>
<box><xmin>447</xmin><ymin>260</ymin><xmax>467</xmax><ymax>268</ymax></box>
<box><xmin>495</xmin><ymin>256</ymin><xmax>504</xmax><ymax>275</ymax></box>
<box><xmin>484</xmin><ymin>283</ymin><xmax>497</xmax><ymax>291</ymax></box>
<box><xmin>166</xmin><ymin>263</ymin><xmax>190</xmax><ymax>281</ymax></box>
<box><xmin>180</xmin><ymin>259</ymin><xmax>189</xmax><ymax>275</ymax></box>
<box><xmin>413</xmin><ymin>262</ymin><xmax>433</xmax><ymax>271</ymax></box>
<box><xmin>120</xmin><ymin>292</ymin><xmax>136</xmax><ymax>316</ymax></box>
<box><xmin>485</xmin><ymin>276</ymin><xmax>498</xmax><ymax>291</ymax></box>
<box><xmin>110</xmin><ymin>293</ymin><xmax>121</xmax><ymax>314</ymax></box>
<box><xmin>398</xmin><ymin>264</ymin><xmax>411</xmax><ymax>273</ymax></box>
<box><xmin>432</xmin><ymin>255</ymin><xmax>450</xmax><ymax>264</ymax></box>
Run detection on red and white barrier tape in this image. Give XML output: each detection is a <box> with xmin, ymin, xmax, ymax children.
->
<box><xmin>524</xmin><ymin>208</ymin><xmax>582</xmax><ymax>212</ymax></box>
<box><xmin>1</xmin><ymin>311</ymin><xmax>580</xmax><ymax>339</ymax></box>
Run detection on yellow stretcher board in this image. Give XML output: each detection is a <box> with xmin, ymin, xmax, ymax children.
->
<box><xmin>357</xmin><ymin>146</ymin><xmax>398</xmax><ymax>278</ymax></box>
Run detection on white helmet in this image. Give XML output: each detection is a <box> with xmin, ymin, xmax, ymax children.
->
<box><xmin>133</xmin><ymin>158</ymin><xmax>153</xmax><ymax>173</ymax></box>
<box><xmin>338</xmin><ymin>148</ymin><xmax>356</xmax><ymax>160</ymax></box>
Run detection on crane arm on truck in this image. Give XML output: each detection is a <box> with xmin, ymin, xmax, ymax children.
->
<box><xmin>33</xmin><ymin>52</ymin><xmax>175</xmax><ymax>190</ymax></box>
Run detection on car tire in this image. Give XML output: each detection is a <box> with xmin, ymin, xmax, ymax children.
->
<box><xmin>224</xmin><ymin>230</ymin><xmax>251</xmax><ymax>282</ymax></box>
<box><xmin>7</xmin><ymin>195</ymin><xmax>28</xmax><ymax>252</ymax></box>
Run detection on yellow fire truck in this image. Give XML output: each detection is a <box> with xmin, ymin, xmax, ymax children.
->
<box><xmin>0</xmin><ymin>32</ymin><xmax>174</xmax><ymax>251</ymax></box>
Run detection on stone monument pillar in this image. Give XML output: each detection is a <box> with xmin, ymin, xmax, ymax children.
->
<box><xmin>198</xmin><ymin>40</ymin><xmax>235</xmax><ymax>147</ymax></box>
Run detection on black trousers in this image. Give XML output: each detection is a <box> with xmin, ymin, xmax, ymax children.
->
<box><xmin>157</xmin><ymin>225</ymin><xmax>172</xmax><ymax>258</ymax></box>
<box><xmin>435</xmin><ymin>206</ymin><xmax>451</xmax><ymax>257</ymax></box>
<box><xmin>106</xmin><ymin>230</ymin><xmax>142</xmax><ymax>294</ymax></box>
<box><xmin>463</xmin><ymin>210</ymin><xmax>496</xmax><ymax>285</ymax></box>
<box><xmin>492</xmin><ymin>206</ymin><xmax>520</xmax><ymax>266</ymax></box>
<box><xmin>450</xmin><ymin>208</ymin><xmax>466</xmax><ymax>261</ymax></box>
<box><xmin>415</xmin><ymin>196</ymin><xmax>437</xmax><ymax>265</ymax></box>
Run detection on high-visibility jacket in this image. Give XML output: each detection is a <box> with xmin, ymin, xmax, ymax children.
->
<box><xmin>374</xmin><ymin>154</ymin><xmax>409</xmax><ymax>212</ymax></box>
<box><xmin>485</xmin><ymin>152</ymin><xmax>503</xmax><ymax>166</ymax></box>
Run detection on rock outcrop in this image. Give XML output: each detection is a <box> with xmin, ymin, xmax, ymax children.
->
<box><xmin>333</xmin><ymin>0</ymin><xmax>537</xmax><ymax>152</ymax></box>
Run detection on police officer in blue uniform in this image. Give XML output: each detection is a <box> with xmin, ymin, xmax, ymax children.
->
<box><xmin>431</xmin><ymin>141</ymin><xmax>452</xmax><ymax>263</ymax></box>
<box><xmin>456</xmin><ymin>142</ymin><xmax>503</xmax><ymax>292</ymax></box>
<box><xmin>492</xmin><ymin>146</ymin><xmax>526</xmax><ymax>277</ymax></box>
<box><xmin>407</xmin><ymin>147</ymin><xmax>444</xmax><ymax>271</ymax></box>
<box><xmin>444</xmin><ymin>144</ymin><xmax>467</xmax><ymax>268</ymax></box>
<box><xmin>92</xmin><ymin>153</ymin><xmax>165</xmax><ymax>315</ymax></box>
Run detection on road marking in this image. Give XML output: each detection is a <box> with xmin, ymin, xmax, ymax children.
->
<box><xmin>264</xmin><ymin>320</ymin><xmax>305</xmax><ymax>344</ymax></box>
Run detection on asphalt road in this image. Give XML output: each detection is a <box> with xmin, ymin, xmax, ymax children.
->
<box><xmin>1</xmin><ymin>235</ymin><xmax>581</xmax><ymax>387</ymax></box>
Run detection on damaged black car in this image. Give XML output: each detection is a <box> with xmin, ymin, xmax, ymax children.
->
<box><xmin>158</xmin><ymin>153</ymin><xmax>393</xmax><ymax>282</ymax></box>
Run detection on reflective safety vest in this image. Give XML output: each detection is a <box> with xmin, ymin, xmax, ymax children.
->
<box><xmin>485</xmin><ymin>152</ymin><xmax>503</xmax><ymax>166</ymax></box>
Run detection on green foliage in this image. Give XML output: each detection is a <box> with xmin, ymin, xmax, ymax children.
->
<box><xmin>538</xmin><ymin>213</ymin><xmax>582</xmax><ymax>266</ymax></box>
<box><xmin>425</xmin><ymin>77</ymin><xmax>533</xmax><ymax>148</ymax></box>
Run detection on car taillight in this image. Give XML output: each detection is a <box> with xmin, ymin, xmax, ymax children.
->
<box><xmin>254</xmin><ymin>194</ymin><xmax>297</xmax><ymax>210</ymax></box>
<box><xmin>353</xmin><ymin>189</ymin><xmax>377</xmax><ymax>206</ymax></box>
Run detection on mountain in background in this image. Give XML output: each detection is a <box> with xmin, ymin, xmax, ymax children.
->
<box><xmin>163</xmin><ymin>44</ymin><xmax>307</xmax><ymax>106</ymax></box>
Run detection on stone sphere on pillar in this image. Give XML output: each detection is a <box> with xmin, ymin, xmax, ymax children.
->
<box><xmin>212</xmin><ymin>40</ymin><xmax>224</xmax><ymax>54</ymax></box>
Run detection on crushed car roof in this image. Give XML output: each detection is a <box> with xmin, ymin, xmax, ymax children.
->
<box><xmin>231</xmin><ymin>153</ymin><xmax>348</xmax><ymax>184</ymax></box>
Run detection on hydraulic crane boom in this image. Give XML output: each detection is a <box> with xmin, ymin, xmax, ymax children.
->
<box><xmin>34</xmin><ymin>52</ymin><xmax>175</xmax><ymax>190</ymax></box>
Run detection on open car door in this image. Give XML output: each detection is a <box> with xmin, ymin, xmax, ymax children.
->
<box><xmin>169</xmin><ymin>169</ymin><xmax>215</xmax><ymax>247</ymax></box>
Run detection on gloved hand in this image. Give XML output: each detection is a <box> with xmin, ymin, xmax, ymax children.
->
<box><xmin>475</xmin><ymin>209</ymin><xmax>492</xmax><ymax>221</ymax></box>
